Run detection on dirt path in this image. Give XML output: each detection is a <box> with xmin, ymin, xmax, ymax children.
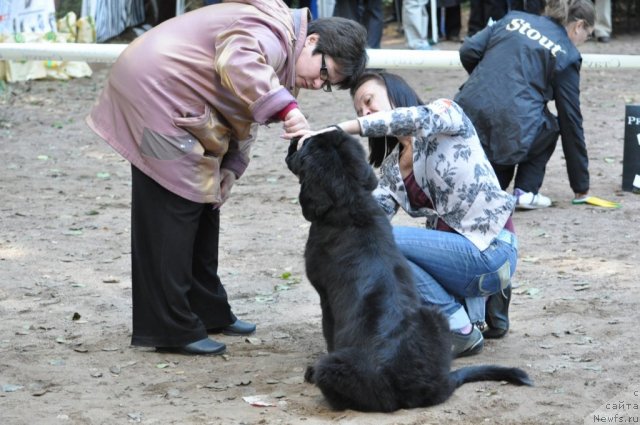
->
<box><xmin>1</xmin><ymin>35</ymin><xmax>639</xmax><ymax>425</ymax></box>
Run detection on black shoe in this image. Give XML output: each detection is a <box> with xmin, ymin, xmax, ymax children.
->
<box><xmin>156</xmin><ymin>337</ymin><xmax>226</xmax><ymax>355</ymax></box>
<box><xmin>209</xmin><ymin>319</ymin><xmax>256</xmax><ymax>336</ymax></box>
<box><xmin>597</xmin><ymin>36</ymin><xmax>610</xmax><ymax>43</ymax></box>
<box><xmin>484</xmin><ymin>286</ymin><xmax>511</xmax><ymax>339</ymax></box>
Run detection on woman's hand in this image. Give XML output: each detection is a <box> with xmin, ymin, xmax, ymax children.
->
<box><xmin>283</xmin><ymin>119</ymin><xmax>362</xmax><ymax>142</ymax></box>
<box><xmin>216</xmin><ymin>168</ymin><xmax>237</xmax><ymax>207</ymax></box>
<box><xmin>290</xmin><ymin>126</ymin><xmax>342</xmax><ymax>150</ymax></box>
<box><xmin>281</xmin><ymin>108</ymin><xmax>310</xmax><ymax>139</ymax></box>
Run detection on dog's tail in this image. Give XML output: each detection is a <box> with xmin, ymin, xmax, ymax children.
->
<box><xmin>450</xmin><ymin>365</ymin><xmax>533</xmax><ymax>388</ymax></box>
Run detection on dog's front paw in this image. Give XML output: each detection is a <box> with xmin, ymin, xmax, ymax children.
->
<box><xmin>304</xmin><ymin>365</ymin><xmax>315</xmax><ymax>383</ymax></box>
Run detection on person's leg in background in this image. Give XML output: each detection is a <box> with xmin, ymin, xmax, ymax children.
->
<box><xmin>513</xmin><ymin>141</ymin><xmax>557</xmax><ymax>195</ymax></box>
<box><xmin>594</xmin><ymin>0</ymin><xmax>612</xmax><ymax>42</ymax></box>
<box><xmin>510</xmin><ymin>0</ymin><xmax>545</xmax><ymax>14</ymax></box>
<box><xmin>487</xmin><ymin>0</ymin><xmax>509</xmax><ymax>23</ymax></box>
<box><xmin>512</xmin><ymin>112</ymin><xmax>560</xmax><ymax>209</ymax></box>
<box><xmin>333</xmin><ymin>0</ymin><xmax>383</xmax><ymax>48</ymax></box>
<box><xmin>333</xmin><ymin>0</ymin><xmax>360</xmax><ymax>21</ymax></box>
<box><xmin>283</xmin><ymin>0</ymin><xmax>313</xmax><ymax>9</ymax></box>
<box><xmin>362</xmin><ymin>0</ymin><xmax>384</xmax><ymax>48</ymax></box>
<box><xmin>467</xmin><ymin>0</ymin><xmax>486</xmax><ymax>37</ymax></box>
<box><xmin>402</xmin><ymin>0</ymin><xmax>432</xmax><ymax>49</ymax></box>
<box><xmin>491</xmin><ymin>163</ymin><xmax>517</xmax><ymax>191</ymax></box>
<box><xmin>444</xmin><ymin>4</ymin><xmax>461</xmax><ymax>41</ymax></box>
<box><xmin>467</xmin><ymin>0</ymin><xmax>508</xmax><ymax>37</ymax></box>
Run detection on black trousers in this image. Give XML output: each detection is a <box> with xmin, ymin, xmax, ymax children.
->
<box><xmin>333</xmin><ymin>0</ymin><xmax>384</xmax><ymax>48</ymax></box>
<box><xmin>467</xmin><ymin>0</ymin><xmax>509</xmax><ymax>36</ymax></box>
<box><xmin>443</xmin><ymin>5</ymin><xmax>461</xmax><ymax>38</ymax></box>
<box><xmin>468</xmin><ymin>0</ymin><xmax>544</xmax><ymax>36</ymax></box>
<box><xmin>130</xmin><ymin>166</ymin><xmax>235</xmax><ymax>347</ymax></box>
<box><xmin>510</xmin><ymin>0</ymin><xmax>546</xmax><ymax>15</ymax></box>
<box><xmin>492</xmin><ymin>115</ymin><xmax>560</xmax><ymax>193</ymax></box>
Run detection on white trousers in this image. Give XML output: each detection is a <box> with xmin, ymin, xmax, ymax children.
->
<box><xmin>402</xmin><ymin>0</ymin><xmax>431</xmax><ymax>49</ymax></box>
<box><xmin>594</xmin><ymin>0</ymin><xmax>612</xmax><ymax>38</ymax></box>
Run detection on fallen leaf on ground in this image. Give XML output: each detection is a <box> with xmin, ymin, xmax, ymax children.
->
<box><xmin>242</xmin><ymin>395</ymin><xmax>275</xmax><ymax>407</ymax></box>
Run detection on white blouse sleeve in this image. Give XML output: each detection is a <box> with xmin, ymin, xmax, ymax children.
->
<box><xmin>357</xmin><ymin>99</ymin><xmax>473</xmax><ymax>139</ymax></box>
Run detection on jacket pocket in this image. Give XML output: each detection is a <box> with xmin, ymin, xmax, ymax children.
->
<box><xmin>139</xmin><ymin>127</ymin><xmax>223</xmax><ymax>204</ymax></box>
<box><xmin>173</xmin><ymin>104</ymin><xmax>231</xmax><ymax>157</ymax></box>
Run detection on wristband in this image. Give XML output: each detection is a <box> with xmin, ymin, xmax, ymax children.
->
<box><xmin>276</xmin><ymin>101</ymin><xmax>299</xmax><ymax>121</ymax></box>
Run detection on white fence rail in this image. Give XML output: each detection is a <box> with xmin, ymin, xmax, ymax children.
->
<box><xmin>1</xmin><ymin>43</ymin><xmax>639</xmax><ymax>70</ymax></box>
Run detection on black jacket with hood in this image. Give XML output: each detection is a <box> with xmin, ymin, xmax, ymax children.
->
<box><xmin>454</xmin><ymin>11</ymin><xmax>589</xmax><ymax>194</ymax></box>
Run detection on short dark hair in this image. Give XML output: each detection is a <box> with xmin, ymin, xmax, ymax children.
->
<box><xmin>307</xmin><ymin>17</ymin><xmax>368</xmax><ymax>90</ymax></box>
<box><xmin>350</xmin><ymin>71</ymin><xmax>423</xmax><ymax>167</ymax></box>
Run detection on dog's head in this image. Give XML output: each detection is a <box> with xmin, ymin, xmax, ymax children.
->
<box><xmin>286</xmin><ymin>128</ymin><xmax>378</xmax><ymax>223</ymax></box>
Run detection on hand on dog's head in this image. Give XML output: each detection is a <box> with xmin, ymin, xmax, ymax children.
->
<box><xmin>285</xmin><ymin>127</ymin><xmax>347</xmax><ymax>176</ymax></box>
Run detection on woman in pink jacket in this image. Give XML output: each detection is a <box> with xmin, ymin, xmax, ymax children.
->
<box><xmin>86</xmin><ymin>0</ymin><xmax>368</xmax><ymax>355</ymax></box>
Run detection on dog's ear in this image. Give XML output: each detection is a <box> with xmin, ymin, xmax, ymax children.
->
<box><xmin>287</xmin><ymin>134</ymin><xmax>333</xmax><ymax>221</ymax></box>
<box><xmin>358</xmin><ymin>161</ymin><xmax>378</xmax><ymax>191</ymax></box>
<box><xmin>337</xmin><ymin>132</ymin><xmax>379</xmax><ymax>192</ymax></box>
<box><xmin>359</xmin><ymin>161</ymin><xmax>378</xmax><ymax>191</ymax></box>
<box><xmin>285</xmin><ymin>138</ymin><xmax>301</xmax><ymax>174</ymax></box>
<box><xmin>299</xmin><ymin>179</ymin><xmax>333</xmax><ymax>221</ymax></box>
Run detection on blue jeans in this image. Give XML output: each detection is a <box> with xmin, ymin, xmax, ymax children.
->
<box><xmin>393</xmin><ymin>226</ymin><xmax>518</xmax><ymax>328</ymax></box>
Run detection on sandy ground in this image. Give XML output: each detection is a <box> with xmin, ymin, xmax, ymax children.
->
<box><xmin>1</xmin><ymin>30</ymin><xmax>640</xmax><ymax>425</ymax></box>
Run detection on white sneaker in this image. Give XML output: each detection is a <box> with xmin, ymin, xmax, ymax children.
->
<box><xmin>514</xmin><ymin>188</ymin><xmax>552</xmax><ymax>210</ymax></box>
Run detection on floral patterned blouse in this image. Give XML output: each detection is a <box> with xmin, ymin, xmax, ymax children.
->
<box><xmin>356</xmin><ymin>99</ymin><xmax>515</xmax><ymax>251</ymax></box>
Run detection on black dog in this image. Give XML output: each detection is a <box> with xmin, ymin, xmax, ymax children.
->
<box><xmin>286</xmin><ymin>129</ymin><xmax>532</xmax><ymax>412</ymax></box>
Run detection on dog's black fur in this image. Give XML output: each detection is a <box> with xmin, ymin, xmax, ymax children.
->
<box><xmin>286</xmin><ymin>129</ymin><xmax>532</xmax><ymax>412</ymax></box>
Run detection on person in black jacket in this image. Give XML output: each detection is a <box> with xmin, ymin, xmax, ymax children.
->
<box><xmin>454</xmin><ymin>0</ymin><xmax>595</xmax><ymax>209</ymax></box>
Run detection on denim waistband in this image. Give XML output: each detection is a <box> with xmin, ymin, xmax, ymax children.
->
<box><xmin>496</xmin><ymin>228</ymin><xmax>518</xmax><ymax>250</ymax></box>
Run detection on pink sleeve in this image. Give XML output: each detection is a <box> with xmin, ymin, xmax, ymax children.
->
<box><xmin>215</xmin><ymin>25</ymin><xmax>296</xmax><ymax>124</ymax></box>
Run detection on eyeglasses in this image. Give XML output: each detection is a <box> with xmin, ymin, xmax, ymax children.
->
<box><xmin>320</xmin><ymin>53</ymin><xmax>332</xmax><ymax>92</ymax></box>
